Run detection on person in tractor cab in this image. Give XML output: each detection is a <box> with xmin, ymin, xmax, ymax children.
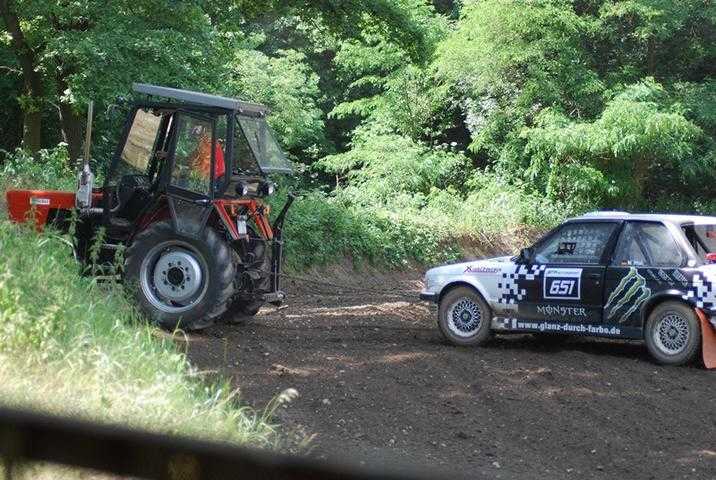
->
<box><xmin>189</xmin><ymin>129</ymin><xmax>225</xmax><ymax>180</ymax></box>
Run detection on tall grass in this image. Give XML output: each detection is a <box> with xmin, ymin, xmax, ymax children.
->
<box><xmin>0</xmin><ymin>220</ymin><xmax>277</xmax><ymax>446</ymax></box>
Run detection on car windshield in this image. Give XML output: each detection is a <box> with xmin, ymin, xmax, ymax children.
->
<box><xmin>682</xmin><ymin>224</ymin><xmax>716</xmax><ymax>261</ymax></box>
<box><xmin>237</xmin><ymin>116</ymin><xmax>293</xmax><ymax>174</ymax></box>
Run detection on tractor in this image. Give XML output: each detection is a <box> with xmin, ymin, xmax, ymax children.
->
<box><xmin>6</xmin><ymin>83</ymin><xmax>295</xmax><ymax>330</ymax></box>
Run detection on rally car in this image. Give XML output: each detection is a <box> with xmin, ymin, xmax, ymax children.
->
<box><xmin>420</xmin><ymin>211</ymin><xmax>716</xmax><ymax>367</ymax></box>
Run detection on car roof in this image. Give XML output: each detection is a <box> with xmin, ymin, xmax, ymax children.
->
<box><xmin>569</xmin><ymin>211</ymin><xmax>716</xmax><ymax>226</ymax></box>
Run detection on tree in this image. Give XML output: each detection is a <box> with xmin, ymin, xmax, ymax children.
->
<box><xmin>0</xmin><ymin>0</ymin><xmax>43</xmax><ymax>153</ymax></box>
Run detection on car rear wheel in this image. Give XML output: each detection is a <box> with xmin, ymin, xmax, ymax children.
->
<box><xmin>438</xmin><ymin>286</ymin><xmax>492</xmax><ymax>346</ymax></box>
<box><xmin>644</xmin><ymin>301</ymin><xmax>700</xmax><ymax>366</ymax></box>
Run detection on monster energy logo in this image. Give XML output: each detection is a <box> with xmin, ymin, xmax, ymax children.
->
<box><xmin>605</xmin><ymin>267</ymin><xmax>651</xmax><ymax>323</ymax></box>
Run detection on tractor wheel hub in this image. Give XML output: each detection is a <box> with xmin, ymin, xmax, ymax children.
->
<box><xmin>153</xmin><ymin>250</ymin><xmax>203</xmax><ymax>303</ymax></box>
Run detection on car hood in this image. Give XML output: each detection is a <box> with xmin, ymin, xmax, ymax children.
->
<box><xmin>425</xmin><ymin>256</ymin><xmax>513</xmax><ymax>277</ymax></box>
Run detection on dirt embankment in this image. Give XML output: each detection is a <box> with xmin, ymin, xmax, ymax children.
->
<box><xmin>187</xmin><ymin>269</ymin><xmax>716</xmax><ymax>480</ymax></box>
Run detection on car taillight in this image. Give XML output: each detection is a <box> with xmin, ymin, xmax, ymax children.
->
<box><xmin>706</xmin><ymin>253</ymin><xmax>716</xmax><ymax>264</ymax></box>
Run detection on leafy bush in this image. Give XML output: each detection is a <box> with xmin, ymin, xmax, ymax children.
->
<box><xmin>0</xmin><ymin>145</ymin><xmax>76</xmax><ymax>191</ymax></box>
<box><xmin>522</xmin><ymin>79</ymin><xmax>709</xmax><ymax>209</ymax></box>
<box><xmin>0</xmin><ymin>221</ymin><xmax>277</xmax><ymax>445</ymax></box>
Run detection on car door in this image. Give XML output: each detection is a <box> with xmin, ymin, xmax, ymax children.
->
<box><xmin>604</xmin><ymin>221</ymin><xmax>685</xmax><ymax>329</ymax></box>
<box><xmin>519</xmin><ymin>221</ymin><xmax>620</xmax><ymax>324</ymax></box>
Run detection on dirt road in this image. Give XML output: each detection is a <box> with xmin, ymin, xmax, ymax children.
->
<box><xmin>188</xmin><ymin>271</ymin><xmax>716</xmax><ymax>479</ymax></box>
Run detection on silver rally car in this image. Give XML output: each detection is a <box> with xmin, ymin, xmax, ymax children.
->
<box><xmin>420</xmin><ymin>211</ymin><xmax>716</xmax><ymax>366</ymax></box>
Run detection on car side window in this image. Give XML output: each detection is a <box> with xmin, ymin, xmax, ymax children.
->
<box><xmin>533</xmin><ymin>222</ymin><xmax>617</xmax><ymax>265</ymax></box>
<box><xmin>612</xmin><ymin>222</ymin><xmax>683</xmax><ymax>267</ymax></box>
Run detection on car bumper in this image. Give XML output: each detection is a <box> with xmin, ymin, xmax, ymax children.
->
<box><xmin>419</xmin><ymin>291</ymin><xmax>438</xmax><ymax>302</ymax></box>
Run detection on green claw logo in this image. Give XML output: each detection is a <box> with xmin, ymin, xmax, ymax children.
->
<box><xmin>605</xmin><ymin>267</ymin><xmax>651</xmax><ymax>323</ymax></box>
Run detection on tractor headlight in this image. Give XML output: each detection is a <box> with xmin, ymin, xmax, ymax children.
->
<box><xmin>235</xmin><ymin>181</ymin><xmax>249</xmax><ymax>197</ymax></box>
<box><xmin>259</xmin><ymin>181</ymin><xmax>275</xmax><ymax>196</ymax></box>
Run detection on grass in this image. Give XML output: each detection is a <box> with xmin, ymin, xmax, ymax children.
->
<box><xmin>0</xmin><ymin>220</ymin><xmax>282</xmax><ymax>449</ymax></box>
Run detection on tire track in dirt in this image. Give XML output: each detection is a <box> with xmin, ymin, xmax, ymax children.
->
<box><xmin>187</xmin><ymin>272</ymin><xmax>716</xmax><ymax>479</ymax></box>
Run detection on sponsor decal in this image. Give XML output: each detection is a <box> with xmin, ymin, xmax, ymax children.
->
<box><xmin>543</xmin><ymin>268</ymin><xmax>582</xmax><ymax>300</ymax></box>
<box><xmin>605</xmin><ymin>267</ymin><xmax>651</xmax><ymax>323</ymax></box>
<box><xmin>464</xmin><ymin>265</ymin><xmax>500</xmax><ymax>275</ymax></box>
<box><xmin>507</xmin><ymin>318</ymin><xmax>622</xmax><ymax>337</ymax></box>
<box><xmin>29</xmin><ymin>197</ymin><xmax>50</xmax><ymax>206</ymax></box>
<box><xmin>536</xmin><ymin>304</ymin><xmax>587</xmax><ymax>318</ymax></box>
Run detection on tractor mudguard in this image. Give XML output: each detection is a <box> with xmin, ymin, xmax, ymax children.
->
<box><xmin>695</xmin><ymin>308</ymin><xmax>716</xmax><ymax>369</ymax></box>
<box><xmin>166</xmin><ymin>196</ymin><xmax>212</xmax><ymax>237</ymax></box>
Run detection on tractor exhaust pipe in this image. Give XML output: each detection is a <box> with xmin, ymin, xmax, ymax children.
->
<box><xmin>76</xmin><ymin>101</ymin><xmax>95</xmax><ymax>210</ymax></box>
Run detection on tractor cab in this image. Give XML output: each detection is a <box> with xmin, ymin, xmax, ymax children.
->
<box><xmin>105</xmin><ymin>83</ymin><xmax>292</xmax><ymax>233</ymax></box>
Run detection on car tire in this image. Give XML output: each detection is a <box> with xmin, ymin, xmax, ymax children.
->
<box><xmin>438</xmin><ymin>286</ymin><xmax>493</xmax><ymax>346</ymax></box>
<box><xmin>124</xmin><ymin>221</ymin><xmax>236</xmax><ymax>331</ymax></box>
<box><xmin>644</xmin><ymin>301</ymin><xmax>701</xmax><ymax>366</ymax></box>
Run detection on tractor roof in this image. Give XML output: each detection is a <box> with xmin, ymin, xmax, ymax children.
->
<box><xmin>132</xmin><ymin>83</ymin><xmax>268</xmax><ymax>116</ymax></box>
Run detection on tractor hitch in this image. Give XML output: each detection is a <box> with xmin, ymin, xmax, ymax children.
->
<box><xmin>269</xmin><ymin>193</ymin><xmax>295</xmax><ymax>301</ymax></box>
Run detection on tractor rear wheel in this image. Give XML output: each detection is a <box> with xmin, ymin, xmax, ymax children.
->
<box><xmin>124</xmin><ymin>221</ymin><xmax>235</xmax><ymax>331</ymax></box>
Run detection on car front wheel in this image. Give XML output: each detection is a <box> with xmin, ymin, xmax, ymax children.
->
<box><xmin>644</xmin><ymin>301</ymin><xmax>701</xmax><ymax>366</ymax></box>
<box><xmin>438</xmin><ymin>286</ymin><xmax>493</xmax><ymax>346</ymax></box>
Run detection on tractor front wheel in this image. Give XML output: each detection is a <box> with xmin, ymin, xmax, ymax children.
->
<box><xmin>124</xmin><ymin>221</ymin><xmax>235</xmax><ymax>331</ymax></box>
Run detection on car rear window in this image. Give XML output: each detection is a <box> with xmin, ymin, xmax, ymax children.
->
<box><xmin>613</xmin><ymin>222</ymin><xmax>683</xmax><ymax>267</ymax></box>
<box><xmin>682</xmin><ymin>224</ymin><xmax>716</xmax><ymax>262</ymax></box>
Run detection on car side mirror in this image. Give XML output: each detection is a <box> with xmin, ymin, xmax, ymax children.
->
<box><xmin>518</xmin><ymin>247</ymin><xmax>534</xmax><ymax>264</ymax></box>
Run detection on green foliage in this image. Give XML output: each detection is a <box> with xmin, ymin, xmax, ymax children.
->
<box><xmin>318</xmin><ymin>125</ymin><xmax>469</xmax><ymax>204</ymax></box>
<box><xmin>522</xmin><ymin>79</ymin><xmax>708</xmax><ymax>208</ymax></box>
<box><xmin>0</xmin><ymin>145</ymin><xmax>75</xmax><ymax>191</ymax></box>
<box><xmin>0</xmin><ymin>220</ymin><xmax>276</xmax><ymax>444</ymax></box>
<box><xmin>225</xmin><ymin>49</ymin><xmax>325</xmax><ymax>156</ymax></box>
<box><xmin>1</xmin><ymin>0</ymin><xmax>714</xmax><ymax>271</ymax></box>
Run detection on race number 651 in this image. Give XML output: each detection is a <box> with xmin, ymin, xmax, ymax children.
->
<box><xmin>543</xmin><ymin>268</ymin><xmax>582</xmax><ymax>300</ymax></box>
<box><xmin>549</xmin><ymin>279</ymin><xmax>576</xmax><ymax>296</ymax></box>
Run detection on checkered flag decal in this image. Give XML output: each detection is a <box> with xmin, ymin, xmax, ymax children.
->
<box><xmin>497</xmin><ymin>265</ymin><xmax>546</xmax><ymax>304</ymax></box>
<box><xmin>684</xmin><ymin>271</ymin><xmax>716</xmax><ymax>309</ymax></box>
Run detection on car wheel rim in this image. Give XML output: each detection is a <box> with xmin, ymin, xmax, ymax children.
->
<box><xmin>139</xmin><ymin>241</ymin><xmax>209</xmax><ymax>314</ymax></box>
<box><xmin>447</xmin><ymin>297</ymin><xmax>482</xmax><ymax>337</ymax></box>
<box><xmin>653</xmin><ymin>312</ymin><xmax>689</xmax><ymax>355</ymax></box>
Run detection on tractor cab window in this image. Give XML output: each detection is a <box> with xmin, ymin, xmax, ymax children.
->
<box><xmin>232</xmin><ymin>118</ymin><xmax>261</xmax><ymax>174</ymax></box>
<box><xmin>681</xmin><ymin>224</ymin><xmax>716</xmax><ymax>262</ymax></box>
<box><xmin>237</xmin><ymin>116</ymin><xmax>293</xmax><ymax>174</ymax></box>
<box><xmin>115</xmin><ymin>108</ymin><xmax>162</xmax><ymax>182</ymax></box>
<box><xmin>170</xmin><ymin>115</ymin><xmax>213</xmax><ymax>195</ymax></box>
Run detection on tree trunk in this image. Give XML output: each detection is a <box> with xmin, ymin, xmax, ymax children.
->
<box><xmin>56</xmin><ymin>73</ymin><xmax>85</xmax><ymax>165</ymax></box>
<box><xmin>0</xmin><ymin>0</ymin><xmax>43</xmax><ymax>154</ymax></box>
